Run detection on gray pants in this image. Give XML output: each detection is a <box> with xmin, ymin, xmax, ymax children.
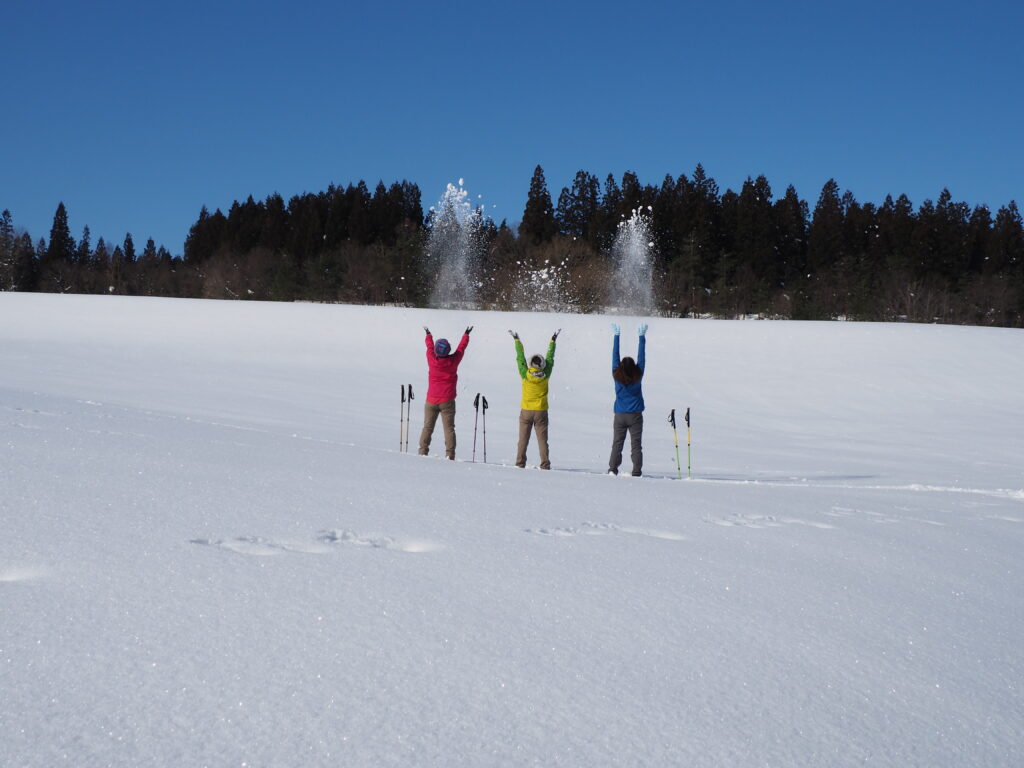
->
<box><xmin>419</xmin><ymin>400</ymin><xmax>456</xmax><ymax>459</ymax></box>
<box><xmin>609</xmin><ymin>412</ymin><xmax>643</xmax><ymax>476</ymax></box>
<box><xmin>516</xmin><ymin>409</ymin><xmax>550</xmax><ymax>469</ymax></box>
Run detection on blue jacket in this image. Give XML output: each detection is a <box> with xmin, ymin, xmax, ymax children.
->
<box><xmin>612</xmin><ymin>334</ymin><xmax>645</xmax><ymax>413</ymax></box>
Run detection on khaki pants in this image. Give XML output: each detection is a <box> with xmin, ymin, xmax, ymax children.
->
<box><xmin>609</xmin><ymin>412</ymin><xmax>643</xmax><ymax>476</ymax></box>
<box><xmin>419</xmin><ymin>400</ymin><xmax>456</xmax><ymax>459</ymax></box>
<box><xmin>516</xmin><ymin>409</ymin><xmax>550</xmax><ymax>469</ymax></box>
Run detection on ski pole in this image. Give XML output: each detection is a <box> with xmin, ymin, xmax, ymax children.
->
<box><xmin>472</xmin><ymin>393</ymin><xmax>480</xmax><ymax>462</ymax></box>
<box><xmin>685</xmin><ymin>407</ymin><xmax>691</xmax><ymax>479</ymax></box>
<box><xmin>481</xmin><ymin>395</ymin><xmax>489</xmax><ymax>463</ymax></box>
<box><xmin>405</xmin><ymin>384</ymin><xmax>414</xmax><ymax>452</ymax></box>
<box><xmin>400</xmin><ymin>385</ymin><xmax>406</xmax><ymax>452</ymax></box>
<box><xmin>669</xmin><ymin>409</ymin><xmax>682</xmax><ymax>480</ymax></box>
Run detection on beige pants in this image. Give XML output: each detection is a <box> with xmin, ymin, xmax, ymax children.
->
<box><xmin>419</xmin><ymin>400</ymin><xmax>456</xmax><ymax>459</ymax></box>
<box><xmin>516</xmin><ymin>409</ymin><xmax>550</xmax><ymax>469</ymax></box>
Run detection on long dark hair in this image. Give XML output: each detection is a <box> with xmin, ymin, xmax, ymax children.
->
<box><xmin>613</xmin><ymin>356</ymin><xmax>642</xmax><ymax>386</ymax></box>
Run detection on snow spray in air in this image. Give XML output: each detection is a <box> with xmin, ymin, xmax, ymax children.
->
<box><xmin>426</xmin><ymin>180</ymin><xmax>485</xmax><ymax>309</ymax></box>
<box><xmin>609</xmin><ymin>208</ymin><xmax>656</xmax><ymax>315</ymax></box>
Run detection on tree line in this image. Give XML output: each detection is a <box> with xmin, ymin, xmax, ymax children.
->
<box><xmin>2</xmin><ymin>166</ymin><xmax>1022</xmax><ymax>326</ymax></box>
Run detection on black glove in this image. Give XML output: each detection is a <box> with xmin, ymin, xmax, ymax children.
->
<box><xmin>465</xmin><ymin>325</ymin><xmax>473</xmax><ymax>335</ymax></box>
<box><xmin>508</xmin><ymin>329</ymin><xmax>518</xmax><ymax>340</ymax></box>
<box><xmin>551</xmin><ymin>328</ymin><xmax>561</xmax><ymax>341</ymax></box>
<box><xmin>423</xmin><ymin>326</ymin><xmax>431</xmax><ymax>335</ymax></box>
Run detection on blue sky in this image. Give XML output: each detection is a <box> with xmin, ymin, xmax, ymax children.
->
<box><xmin>3</xmin><ymin>0</ymin><xmax>1022</xmax><ymax>255</ymax></box>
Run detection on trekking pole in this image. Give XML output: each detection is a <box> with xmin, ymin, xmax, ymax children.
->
<box><xmin>685</xmin><ymin>407</ymin><xmax>691</xmax><ymax>479</ymax></box>
<box><xmin>405</xmin><ymin>384</ymin><xmax>414</xmax><ymax>452</ymax></box>
<box><xmin>481</xmin><ymin>395</ymin><xmax>489</xmax><ymax>463</ymax></box>
<box><xmin>400</xmin><ymin>385</ymin><xmax>406</xmax><ymax>452</ymax></box>
<box><xmin>669</xmin><ymin>409</ymin><xmax>682</xmax><ymax>480</ymax></box>
<box><xmin>472</xmin><ymin>393</ymin><xmax>480</xmax><ymax>462</ymax></box>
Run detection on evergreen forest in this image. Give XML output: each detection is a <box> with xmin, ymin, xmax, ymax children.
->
<box><xmin>2</xmin><ymin>166</ymin><xmax>1022</xmax><ymax>327</ymax></box>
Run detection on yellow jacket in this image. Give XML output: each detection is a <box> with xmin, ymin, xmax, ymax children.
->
<box><xmin>516</xmin><ymin>338</ymin><xmax>555</xmax><ymax>410</ymax></box>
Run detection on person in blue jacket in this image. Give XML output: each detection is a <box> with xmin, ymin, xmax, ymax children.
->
<box><xmin>608</xmin><ymin>323</ymin><xmax>647</xmax><ymax>476</ymax></box>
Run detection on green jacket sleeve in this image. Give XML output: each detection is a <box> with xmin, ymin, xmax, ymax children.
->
<box><xmin>515</xmin><ymin>339</ymin><xmax>528</xmax><ymax>379</ymax></box>
<box><xmin>545</xmin><ymin>340</ymin><xmax>556</xmax><ymax>378</ymax></box>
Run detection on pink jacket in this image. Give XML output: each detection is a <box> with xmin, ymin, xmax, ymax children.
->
<box><xmin>425</xmin><ymin>333</ymin><xmax>470</xmax><ymax>403</ymax></box>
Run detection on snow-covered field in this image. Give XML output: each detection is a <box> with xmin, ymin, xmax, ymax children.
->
<box><xmin>2</xmin><ymin>293</ymin><xmax>1022</xmax><ymax>767</ymax></box>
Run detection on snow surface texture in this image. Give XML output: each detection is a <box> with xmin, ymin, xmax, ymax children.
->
<box><xmin>1</xmin><ymin>293</ymin><xmax>1022</xmax><ymax>767</ymax></box>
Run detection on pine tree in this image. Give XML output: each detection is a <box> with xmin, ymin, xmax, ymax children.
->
<box><xmin>965</xmin><ymin>205</ymin><xmax>992</xmax><ymax>275</ymax></box>
<box><xmin>931</xmin><ymin>189</ymin><xmax>971</xmax><ymax>280</ymax></box>
<box><xmin>772</xmin><ymin>185</ymin><xmax>808</xmax><ymax>288</ymax></box>
<box><xmin>555</xmin><ymin>170</ymin><xmax>601</xmax><ymax>241</ymax></box>
<box><xmin>735</xmin><ymin>175</ymin><xmax>776</xmax><ymax>288</ymax></box>
<box><xmin>75</xmin><ymin>226</ymin><xmax>92</xmax><ymax>263</ymax></box>
<box><xmin>123</xmin><ymin>233</ymin><xmax>136</xmax><ymax>263</ymax></box>
<box><xmin>184</xmin><ymin>206</ymin><xmax>226</xmax><ymax>263</ymax></box>
<box><xmin>260</xmin><ymin>193</ymin><xmax>289</xmax><ymax>252</ymax></box>
<box><xmin>519</xmin><ymin>165</ymin><xmax>558</xmax><ymax>245</ymax></box>
<box><xmin>619</xmin><ymin>171</ymin><xmax>644</xmax><ymax>216</ymax></box>
<box><xmin>0</xmin><ymin>210</ymin><xmax>14</xmax><ymax>289</ymax></box>
<box><xmin>94</xmin><ymin>237</ymin><xmax>110</xmax><ymax>267</ymax></box>
<box><xmin>0</xmin><ymin>209</ymin><xmax>13</xmax><ymax>255</ymax></box>
<box><xmin>45</xmin><ymin>202</ymin><xmax>76</xmax><ymax>264</ymax></box>
<box><xmin>988</xmin><ymin>201</ymin><xmax>1024</xmax><ymax>275</ymax></box>
<box><xmin>807</xmin><ymin>180</ymin><xmax>844</xmax><ymax>275</ymax></box>
<box><xmin>877</xmin><ymin>194</ymin><xmax>916</xmax><ymax>275</ymax></box>
<box><xmin>13</xmin><ymin>233</ymin><xmax>38</xmax><ymax>291</ymax></box>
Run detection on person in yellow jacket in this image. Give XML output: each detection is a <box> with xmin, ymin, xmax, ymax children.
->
<box><xmin>509</xmin><ymin>328</ymin><xmax>560</xmax><ymax>469</ymax></box>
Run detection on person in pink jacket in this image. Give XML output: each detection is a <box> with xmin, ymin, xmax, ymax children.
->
<box><xmin>418</xmin><ymin>325</ymin><xmax>472</xmax><ymax>459</ymax></box>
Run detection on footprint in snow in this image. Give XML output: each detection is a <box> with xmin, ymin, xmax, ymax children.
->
<box><xmin>0</xmin><ymin>565</ymin><xmax>50</xmax><ymax>583</ymax></box>
<box><xmin>525</xmin><ymin>521</ymin><xmax>686</xmax><ymax>541</ymax></box>
<box><xmin>983</xmin><ymin>514</ymin><xmax>1023</xmax><ymax>523</ymax></box>
<box><xmin>318</xmin><ymin>529</ymin><xmax>442</xmax><ymax>553</ymax></box>
<box><xmin>190</xmin><ymin>537</ymin><xmax>285</xmax><ymax>556</ymax></box>
<box><xmin>707</xmin><ymin>513</ymin><xmax>835</xmax><ymax>530</ymax></box>
<box><xmin>824</xmin><ymin>505</ymin><xmax>944</xmax><ymax>527</ymax></box>
<box><xmin>190</xmin><ymin>532</ymin><xmax>442</xmax><ymax>556</ymax></box>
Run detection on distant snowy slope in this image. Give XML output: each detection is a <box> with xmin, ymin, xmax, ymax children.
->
<box><xmin>2</xmin><ymin>293</ymin><xmax>1022</xmax><ymax>767</ymax></box>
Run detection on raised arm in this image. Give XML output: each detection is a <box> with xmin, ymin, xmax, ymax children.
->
<box><xmin>514</xmin><ymin>337</ymin><xmax>528</xmax><ymax>379</ymax></box>
<box><xmin>452</xmin><ymin>332</ymin><xmax>470</xmax><ymax>363</ymax></box>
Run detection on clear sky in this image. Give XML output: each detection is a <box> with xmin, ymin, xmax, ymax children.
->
<box><xmin>3</xmin><ymin>0</ymin><xmax>1022</xmax><ymax>255</ymax></box>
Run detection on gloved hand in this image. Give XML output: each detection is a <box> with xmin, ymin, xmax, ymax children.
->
<box><xmin>508</xmin><ymin>329</ymin><xmax>519</xmax><ymax>340</ymax></box>
<box><xmin>610</xmin><ymin>323</ymin><xmax>620</xmax><ymax>335</ymax></box>
<box><xmin>423</xmin><ymin>326</ymin><xmax>431</xmax><ymax>334</ymax></box>
<box><xmin>465</xmin><ymin>325</ymin><xmax>474</xmax><ymax>335</ymax></box>
<box><xmin>551</xmin><ymin>329</ymin><xmax>561</xmax><ymax>341</ymax></box>
<box><xmin>638</xmin><ymin>323</ymin><xmax>648</xmax><ymax>336</ymax></box>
